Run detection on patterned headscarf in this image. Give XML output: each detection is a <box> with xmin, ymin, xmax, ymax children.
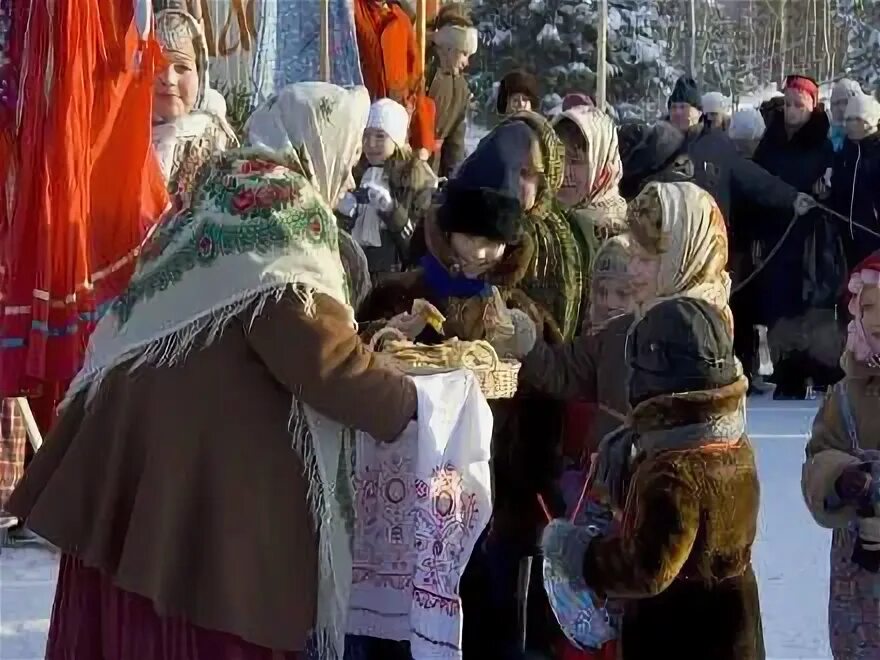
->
<box><xmin>553</xmin><ymin>106</ymin><xmax>627</xmax><ymax>237</ymax></box>
<box><xmin>626</xmin><ymin>181</ymin><xmax>732</xmax><ymax>330</ymax></box>
<box><xmin>491</xmin><ymin>111</ymin><xmax>587</xmax><ymax>340</ymax></box>
<box><xmin>155</xmin><ymin>8</ymin><xmax>209</xmax><ymax>111</ymax></box>
<box><xmin>247</xmin><ymin>83</ymin><xmax>373</xmax><ymax>307</ymax></box>
<box><xmin>846</xmin><ymin>251</ymin><xmax>880</xmax><ymax>365</ymax></box>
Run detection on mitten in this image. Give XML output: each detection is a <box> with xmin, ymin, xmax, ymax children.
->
<box><xmin>336</xmin><ymin>192</ymin><xmax>358</xmax><ymax>218</ymax></box>
<box><xmin>364</xmin><ymin>183</ymin><xmax>394</xmax><ymax>213</ymax></box>
<box><xmin>488</xmin><ymin>309</ymin><xmax>537</xmax><ymax>359</ymax></box>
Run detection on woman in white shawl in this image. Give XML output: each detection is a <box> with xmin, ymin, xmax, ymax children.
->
<box><xmin>8</xmin><ymin>82</ymin><xmax>415</xmax><ymax>659</ymax></box>
<box><xmin>152</xmin><ymin>3</ymin><xmax>237</xmax><ymax>205</ymax></box>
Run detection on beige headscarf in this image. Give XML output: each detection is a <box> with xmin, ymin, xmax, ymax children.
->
<box><xmin>553</xmin><ymin>106</ymin><xmax>627</xmax><ymax>237</ymax></box>
<box><xmin>627</xmin><ymin>181</ymin><xmax>732</xmax><ymax>329</ymax></box>
<box><xmin>247</xmin><ymin>83</ymin><xmax>374</xmax><ymax>308</ymax></box>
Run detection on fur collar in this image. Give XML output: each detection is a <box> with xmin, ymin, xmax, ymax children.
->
<box><xmin>631</xmin><ymin>376</ymin><xmax>748</xmax><ymax>434</ymax></box>
<box><xmin>422</xmin><ymin>209</ymin><xmax>535</xmax><ymax>288</ymax></box>
<box><xmin>763</xmin><ymin>106</ymin><xmax>830</xmax><ymax>151</ymax></box>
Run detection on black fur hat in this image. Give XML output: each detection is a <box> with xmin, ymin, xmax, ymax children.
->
<box><xmin>497</xmin><ymin>70</ymin><xmax>540</xmax><ymax>114</ymax></box>
<box><xmin>437</xmin><ymin>184</ymin><xmax>522</xmax><ymax>243</ymax></box>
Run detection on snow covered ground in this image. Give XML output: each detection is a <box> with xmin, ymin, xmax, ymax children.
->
<box><xmin>0</xmin><ymin>398</ymin><xmax>833</xmax><ymax>659</ymax></box>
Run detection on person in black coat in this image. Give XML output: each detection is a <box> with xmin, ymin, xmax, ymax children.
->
<box><xmin>751</xmin><ymin>75</ymin><xmax>843</xmax><ymax>399</ymax></box>
<box><xmin>827</xmin><ymin>93</ymin><xmax>880</xmax><ymax>269</ymax></box>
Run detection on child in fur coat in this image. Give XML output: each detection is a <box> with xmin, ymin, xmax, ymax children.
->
<box><xmin>802</xmin><ymin>250</ymin><xmax>880</xmax><ymax>659</ymax></box>
<box><xmin>337</xmin><ymin>98</ymin><xmax>437</xmax><ymax>281</ymax></box>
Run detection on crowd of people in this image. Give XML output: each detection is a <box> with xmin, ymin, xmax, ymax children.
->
<box><xmin>2</xmin><ymin>1</ymin><xmax>880</xmax><ymax>659</ymax></box>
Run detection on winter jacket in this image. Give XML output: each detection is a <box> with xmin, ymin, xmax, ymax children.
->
<box><xmin>830</xmin><ymin>133</ymin><xmax>880</xmax><ymax>268</ymax></box>
<box><xmin>347</xmin><ymin>153</ymin><xmax>437</xmax><ymax>279</ymax></box>
<box><xmin>428</xmin><ymin>67</ymin><xmax>470</xmax><ymax>177</ymax></box>
<box><xmin>584</xmin><ymin>377</ymin><xmax>763</xmax><ymax>660</ymax></box>
<box><xmin>8</xmin><ymin>292</ymin><xmax>416</xmax><ymax>653</ymax></box>
<box><xmin>802</xmin><ymin>354</ymin><xmax>880</xmax><ymax>659</ymax></box>
<box><xmin>354</xmin><ymin>0</ymin><xmax>436</xmax><ymax>151</ymax></box>
<box><xmin>684</xmin><ymin>123</ymin><xmax>798</xmax><ymax>223</ymax></box>
<box><xmin>751</xmin><ymin>107</ymin><xmax>839</xmax><ymax>322</ymax></box>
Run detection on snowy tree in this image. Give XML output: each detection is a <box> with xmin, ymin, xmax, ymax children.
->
<box><xmin>467</xmin><ymin>0</ymin><xmax>681</xmax><ymax>121</ymax></box>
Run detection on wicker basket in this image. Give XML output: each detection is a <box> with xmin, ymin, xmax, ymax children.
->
<box><xmin>370</xmin><ymin>328</ymin><xmax>521</xmax><ymax>400</ymax></box>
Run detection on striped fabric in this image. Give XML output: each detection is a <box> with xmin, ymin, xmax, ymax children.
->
<box><xmin>0</xmin><ymin>398</ymin><xmax>26</xmax><ymax>512</ymax></box>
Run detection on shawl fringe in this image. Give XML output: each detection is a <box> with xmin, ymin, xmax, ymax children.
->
<box><xmin>61</xmin><ymin>281</ymin><xmax>320</xmax><ymax>412</ymax></box>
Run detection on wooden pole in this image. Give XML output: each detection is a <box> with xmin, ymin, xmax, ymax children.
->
<box><xmin>596</xmin><ymin>0</ymin><xmax>608</xmax><ymax>110</ymax></box>
<box><xmin>320</xmin><ymin>0</ymin><xmax>330</xmax><ymax>82</ymax></box>
<box><xmin>416</xmin><ymin>0</ymin><xmax>427</xmax><ymax>91</ymax></box>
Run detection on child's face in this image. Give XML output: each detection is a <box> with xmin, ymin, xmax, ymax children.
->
<box><xmin>627</xmin><ymin>241</ymin><xmax>661</xmax><ymax>304</ymax></box>
<box><xmin>363</xmin><ymin>128</ymin><xmax>396</xmax><ymax>166</ymax></box>
<box><xmin>596</xmin><ymin>280</ymin><xmax>632</xmax><ymax>316</ymax></box>
<box><xmin>507</xmin><ymin>93</ymin><xmax>532</xmax><ymax>114</ymax></box>
<box><xmin>450</xmin><ymin>232</ymin><xmax>507</xmax><ymax>278</ymax></box>
<box><xmin>861</xmin><ymin>287</ymin><xmax>880</xmax><ymax>344</ymax></box>
<box><xmin>153</xmin><ymin>48</ymin><xmax>200</xmax><ymax>122</ymax></box>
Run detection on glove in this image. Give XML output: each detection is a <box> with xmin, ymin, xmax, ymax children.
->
<box><xmin>363</xmin><ymin>183</ymin><xmax>394</xmax><ymax>213</ymax></box>
<box><xmin>793</xmin><ymin>192</ymin><xmax>817</xmax><ymax>216</ymax></box>
<box><xmin>386</xmin><ymin>312</ymin><xmax>428</xmax><ymax>340</ymax></box>
<box><xmin>489</xmin><ymin>309</ymin><xmax>537</xmax><ymax>359</ymax></box>
<box><xmin>541</xmin><ymin>519</ymin><xmax>594</xmax><ymax>584</ymax></box>
<box><xmin>336</xmin><ymin>192</ymin><xmax>358</xmax><ymax>218</ymax></box>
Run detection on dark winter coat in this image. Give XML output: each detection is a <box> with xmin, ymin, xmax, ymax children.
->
<box><xmin>584</xmin><ymin>377</ymin><xmax>763</xmax><ymax>660</ymax></box>
<box><xmin>619</xmin><ymin>121</ymin><xmax>692</xmax><ymax>200</ymax></box>
<box><xmin>751</xmin><ymin>107</ymin><xmax>840</xmax><ymax>322</ymax></box>
<box><xmin>684</xmin><ymin>123</ymin><xmax>798</xmax><ymax>223</ymax></box>
<box><xmin>830</xmin><ymin>133</ymin><xmax>880</xmax><ymax>268</ymax></box>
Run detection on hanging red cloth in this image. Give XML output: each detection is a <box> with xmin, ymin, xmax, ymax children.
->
<box><xmin>0</xmin><ymin>0</ymin><xmax>167</xmax><ymax>410</ymax></box>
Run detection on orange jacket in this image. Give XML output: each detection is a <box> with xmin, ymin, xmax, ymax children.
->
<box><xmin>354</xmin><ymin>0</ymin><xmax>436</xmax><ymax>151</ymax></box>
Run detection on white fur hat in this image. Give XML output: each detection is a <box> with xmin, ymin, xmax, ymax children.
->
<box><xmin>432</xmin><ymin>24</ymin><xmax>479</xmax><ymax>56</ymax></box>
<box><xmin>728</xmin><ymin>108</ymin><xmax>766</xmax><ymax>141</ymax></box>
<box><xmin>846</xmin><ymin>93</ymin><xmax>880</xmax><ymax>127</ymax></box>
<box><xmin>366</xmin><ymin>98</ymin><xmax>411</xmax><ymax>147</ymax></box>
<box><xmin>701</xmin><ymin>91</ymin><xmax>730</xmax><ymax>115</ymax></box>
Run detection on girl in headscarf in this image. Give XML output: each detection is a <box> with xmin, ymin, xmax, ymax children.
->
<box><xmin>802</xmin><ymin>250</ymin><xmax>880</xmax><ymax>660</ymax></box>
<box><xmin>503</xmin><ymin>181</ymin><xmax>732</xmax><ymax>459</ymax></box>
<box><xmin>152</xmin><ymin>5</ymin><xmax>237</xmax><ymax>205</ymax></box>
<box><xmin>553</xmin><ymin>106</ymin><xmax>628</xmax><ymax>242</ymax></box>
<box><xmin>8</xmin><ymin>82</ymin><xmax>416</xmax><ymax>659</ymax></box>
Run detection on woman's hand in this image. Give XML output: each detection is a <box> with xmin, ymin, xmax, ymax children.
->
<box><xmin>386</xmin><ymin>312</ymin><xmax>428</xmax><ymax>340</ymax></box>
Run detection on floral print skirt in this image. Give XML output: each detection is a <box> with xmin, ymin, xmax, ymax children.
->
<box><xmin>829</xmin><ymin>526</ymin><xmax>880</xmax><ymax>659</ymax></box>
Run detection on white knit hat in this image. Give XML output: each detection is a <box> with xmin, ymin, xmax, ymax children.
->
<box><xmin>832</xmin><ymin>78</ymin><xmax>863</xmax><ymax>102</ymax></box>
<box><xmin>366</xmin><ymin>98</ymin><xmax>411</xmax><ymax>147</ymax></box>
<box><xmin>701</xmin><ymin>92</ymin><xmax>730</xmax><ymax>115</ymax></box>
<box><xmin>845</xmin><ymin>93</ymin><xmax>880</xmax><ymax>127</ymax></box>
<box><xmin>728</xmin><ymin>108</ymin><xmax>766</xmax><ymax>141</ymax></box>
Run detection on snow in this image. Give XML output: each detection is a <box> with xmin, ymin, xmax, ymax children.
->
<box><xmin>0</xmin><ymin>399</ymin><xmax>834</xmax><ymax>659</ymax></box>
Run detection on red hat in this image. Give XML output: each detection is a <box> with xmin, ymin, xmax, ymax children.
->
<box><xmin>784</xmin><ymin>75</ymin><xmax>819</xmax><ymax>107</ymax></box>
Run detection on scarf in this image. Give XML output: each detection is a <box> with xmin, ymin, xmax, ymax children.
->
<box><xmin>597</xmin><ymin>381</ymin><xmax>746</xmax><ymax>509</ymax></box>
<box><xmin>554</xmin><ymin>106</ymin><xmax>628</xmax><ymax>237</ymax></box>
<box><xmin>247</xmin><ymin>82</ymin><xmax>373</xmax><ymax>310</ymax></box>
<box><xmin>421</xmin><ymin>253</ymin><xmax>491</xmax><ymax>299</ymax></box>
<box><xmin>496</xmin><ymin>112</ymin><xmax>587</xmax><ymax>341</ymax></box>
<box><xmin>627</xmin><ymin>181</ymin><xmax>733</xmax><ymax>331</ymax></box>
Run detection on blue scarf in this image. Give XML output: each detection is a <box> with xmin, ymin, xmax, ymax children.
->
<box><xmin>421</xmin><ymin>254</ymin><xmax>491</xmax><ymax>300</ymax></box>
<box><xmin>831</xmin><ymin>124</ymin><xmax>847</xmax><ymax>153</ymax></box>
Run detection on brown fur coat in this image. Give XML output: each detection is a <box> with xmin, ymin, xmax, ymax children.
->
<box><xmin>584</xmin><ymin>377</ymin><xmax>764</xmax><ymax>660</ymax></box>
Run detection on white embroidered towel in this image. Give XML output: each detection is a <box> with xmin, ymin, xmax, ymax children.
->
<box><xmin>348</xmin><ymin>370</ymin><xmax>493</xmax><ymax>659</ymax></box>
<box><xmin>352</xmin><ymin>166</ymin><xmax>387</xmax><ymax>248</ymax></box>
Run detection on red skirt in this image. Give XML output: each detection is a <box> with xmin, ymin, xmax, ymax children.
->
<box><xmin>47</xmin><ymin>555</ymin><xmax>304</xmax><ymax>660</ymax></box>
